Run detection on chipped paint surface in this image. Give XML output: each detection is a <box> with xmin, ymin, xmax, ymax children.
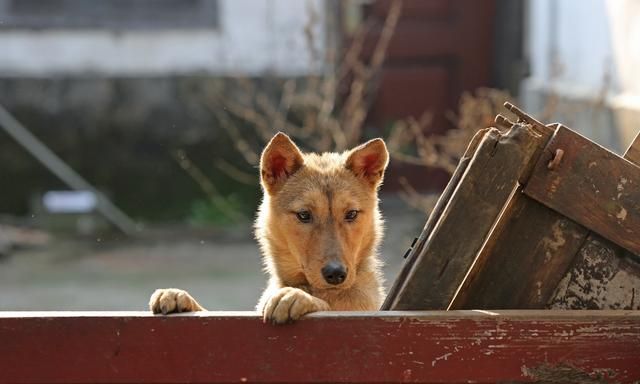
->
<box><xmin>524</xmin><ymin>124</ymin><xmax>640</xmax><ymax>255</ymax></box>
<box><xmin>522</xmin><ymin>363</ymin><xmax>618</xmax><ymax>384</ymax></box>
<box><xmin>541</xmin><ymin>221</ymin><xmax>568</xmax><ymax>263</ymax></box>
<box><xmin>431</xmin><ymin>352</ymin><xmax>453</xmax><ymax>367</ymax></box>
<box><xmin>1</xmin><ymin>311</ymin><xmax>640</xmax><ymax>383</ymax></box>
<box><xmin>617</xmin><ymin>207</ymin><xmax>628</xmax><ymax>221</ymax></box>
<box><xmin>549</xmin><ymin>236</ymin><xmax>640</xmax><ymax>309</ymax></box>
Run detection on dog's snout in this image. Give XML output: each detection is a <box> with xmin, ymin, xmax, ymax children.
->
<box><xmin>322</xmin><ymin>261</ymin><xmax>347</xmax><ymax>285</ymax></box>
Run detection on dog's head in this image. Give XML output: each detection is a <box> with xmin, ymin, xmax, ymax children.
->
<box><xmin>256</xmin><ymin>132</ymin><xmax>388</xmax><ymax>291</ymax></box>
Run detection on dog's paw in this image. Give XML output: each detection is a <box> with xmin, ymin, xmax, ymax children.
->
<box><xmin>149</xmin><ymin>288</ymin><xmax>204</xmax><ymax>315</ymax></box>
<box><xmin>262</xmin><ymin>287</ymin><xmax>329</xmax><ymax>325</ymax></box>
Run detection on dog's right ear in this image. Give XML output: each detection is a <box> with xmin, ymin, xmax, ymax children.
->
<box><xmin>260</xmin><ymin>132</ymin><xmax>304</xmax><ymax>194</ymax></box>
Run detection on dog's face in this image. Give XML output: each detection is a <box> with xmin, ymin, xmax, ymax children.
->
<box><xmin>256</xmin><ymin>133</ymin><xmax>388</xmax><ymax>291</ymax></box>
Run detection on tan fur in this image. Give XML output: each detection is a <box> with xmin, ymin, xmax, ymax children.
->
<box><xmin>150</xmin><ymin>132</ymin><xmax>389</xmax><ymax>324</ymax></box>
<box><xmin>149</xmin><ymin>288</ymin><xmax>204</xmax><ymax>315</ymax></box>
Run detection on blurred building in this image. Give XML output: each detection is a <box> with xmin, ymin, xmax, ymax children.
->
<box><xmin>0</xmin><ymin>0</ymin><xmax>329</xmax><ymax>219</ymax></box>
<box><xmin>0</xmin><ymin>0</ymin><xmax>636</xmax><ymax>222</ymax></box>
<box><xmin>522</xmin><ymin>0</ymin><xmax>640</xmax><ymax>153</ymax></box>
<box><xmin>0</xmin><ymin>0</ymin><xmax>324</xmax><ymax>76</ymax></box>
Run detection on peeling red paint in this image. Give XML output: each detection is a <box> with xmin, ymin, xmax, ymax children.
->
<box><xmin>0</xmin><ymin>311</ymin><xmax>638</xmax><ymax>383</ymax></box>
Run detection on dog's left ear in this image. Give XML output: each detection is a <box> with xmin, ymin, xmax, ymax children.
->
<box><xmin>260</xmin><ymin>132</ymin><xmax>304</xmax><ymax>194</ymax></box>
<box><xmin>346</xmin><ymin>138</ymin><xmax>389</xmax><ymax>188</ymax></box>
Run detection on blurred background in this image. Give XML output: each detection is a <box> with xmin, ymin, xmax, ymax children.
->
<box><xmin>0</xmin><ymin>0</ymin><xmax>638</xmax><ymax>310</ymax></box>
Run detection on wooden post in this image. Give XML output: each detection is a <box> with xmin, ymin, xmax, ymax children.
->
<box><xmin>382</xmin><ymin>128</ymin><xmax>490</xmax><ymax>310</ymax></box>
<box><xmin>385</xmin><ymin>123</ymin><xmax>551</xmax><ymax>310</ymax></box>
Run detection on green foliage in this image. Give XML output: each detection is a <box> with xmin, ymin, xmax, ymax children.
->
<box><xmin>188</xmin><ymin>195</ymin><xmax>250</xmax><ymax>227</ymax></box>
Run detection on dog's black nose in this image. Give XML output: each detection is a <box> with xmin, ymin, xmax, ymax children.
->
<box><xmin>322</xmin><ymin>261</ymin><xmax>347</xmax><ymax>285</ymax></box>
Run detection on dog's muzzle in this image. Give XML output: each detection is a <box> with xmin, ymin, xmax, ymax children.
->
<box><xmin>321</xmin><ymin>261</ymin><xmax>347</xmax><ymax>285</ymax></box>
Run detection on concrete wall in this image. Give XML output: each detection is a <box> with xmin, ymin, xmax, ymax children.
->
<box><xmin>0</xmin><ymin>0</ymin><xmax>325</xmax><ymax>77</ymax></box>
<box><xmin>521</xmin><ymin>0</ymin><xmax>640</xmax><ymax>152</ymax></box>
<box><xmin>0</xmin><ymin>0</ymin><xmax>330</xmax><ymax>220</ymax></box>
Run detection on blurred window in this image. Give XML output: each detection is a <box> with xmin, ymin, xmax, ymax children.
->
<box><xmin>0</xmin><ymin>0</ymin><xmax>219</xmax><ymax>30</ymax></box>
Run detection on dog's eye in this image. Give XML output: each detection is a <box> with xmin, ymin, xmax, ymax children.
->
<box><xmin>345</xmin><ymin>210</ymin><xmax>359</xmax><ymax>222</ymax></box>
<box><xmin>296</xmin><ymin>210</ymin><xmax>312</xmax><ymax>223</ymax></box>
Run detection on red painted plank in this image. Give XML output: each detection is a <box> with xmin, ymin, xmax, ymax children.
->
<box><xmin>1</xmin><ymin>311</ymin><xmax>639</xmax><ymax>383</ymax></box>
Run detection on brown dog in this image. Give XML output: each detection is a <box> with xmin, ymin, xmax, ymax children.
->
<box><xmin>149</xmin><ymin>132</ymin><xmax>389</xmax><ymax>324</ymax></box>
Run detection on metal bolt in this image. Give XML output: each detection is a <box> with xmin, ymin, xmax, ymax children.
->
<box><xmin>547</xmin><ymin>149</ymin><xmax>565</xmax><ymax>170</ymax></box>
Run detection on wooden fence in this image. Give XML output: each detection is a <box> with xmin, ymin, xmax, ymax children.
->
<box><xmin>1</xmin><ymin>311</ymin><xmax>639</xmax><ymax>383</ymax></box>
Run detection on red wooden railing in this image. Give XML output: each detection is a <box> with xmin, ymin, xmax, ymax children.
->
<box><xmin>1</xmin><ymin>310</ymin><xmax>639</xmax><ymax>383</ymax></box>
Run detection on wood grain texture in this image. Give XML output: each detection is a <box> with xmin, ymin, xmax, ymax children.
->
<box><xmin>386</xmin><ymin>123</ymin><xmax>550</xmax><ymax>310</ymax></box>
<box><xmin>381</xmin><ymin>128</ymin><xmax>490</xmax><ymax>310</ymax></box>
<box><xmin>625</xmin><ymin>131</ymin><xmax>640</xmax><ymax>165</ymax></box>
<box><xmin>449</xmin><ymin>195</ymin><xmax>589</xmax><ymax>309</ymax></box>
<box><xmin>541</xmin><ymin>126</ymin><xmax>640</xmax><ymax>310</ymax></box>
<box><xmin>1</xmin><ymin>311</ymin><xmax>639</xmax><ymax>384</ymax></box>
<box><xmin>524</xmin><ymin>125</ymin><xmax>640</xmax><ymax>255</ymax></box>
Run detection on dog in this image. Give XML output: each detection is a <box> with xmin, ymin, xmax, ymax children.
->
<box><xmin>149</xmin><ymin>132</ymin><xmax>389</xmax><ymax>324</ymax></box>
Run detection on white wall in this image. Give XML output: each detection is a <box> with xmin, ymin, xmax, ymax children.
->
<box><xmin>0</xmin><ymin>0</ymin><xmax>325</xmax><ymax>77</ymax></box>
<box><xmin>607</xmin><ymin>1</ymin><xmax>640</xmax><ymax>109</ymax></box>
<box><xmin>522</xmin><ymin>0</ymin><xmax>640</xmax><ymax>150</ymax></box>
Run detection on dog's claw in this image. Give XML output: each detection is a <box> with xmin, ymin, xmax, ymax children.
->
<box><xmin>149</xmin><ymin>288</ymin><xmax>203</xmax><ymax>315</ymax></box>
<box><xmin>262</xmin><ymin>287</ymin><xmax>327</xmax><ymax>325</ymax></box>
